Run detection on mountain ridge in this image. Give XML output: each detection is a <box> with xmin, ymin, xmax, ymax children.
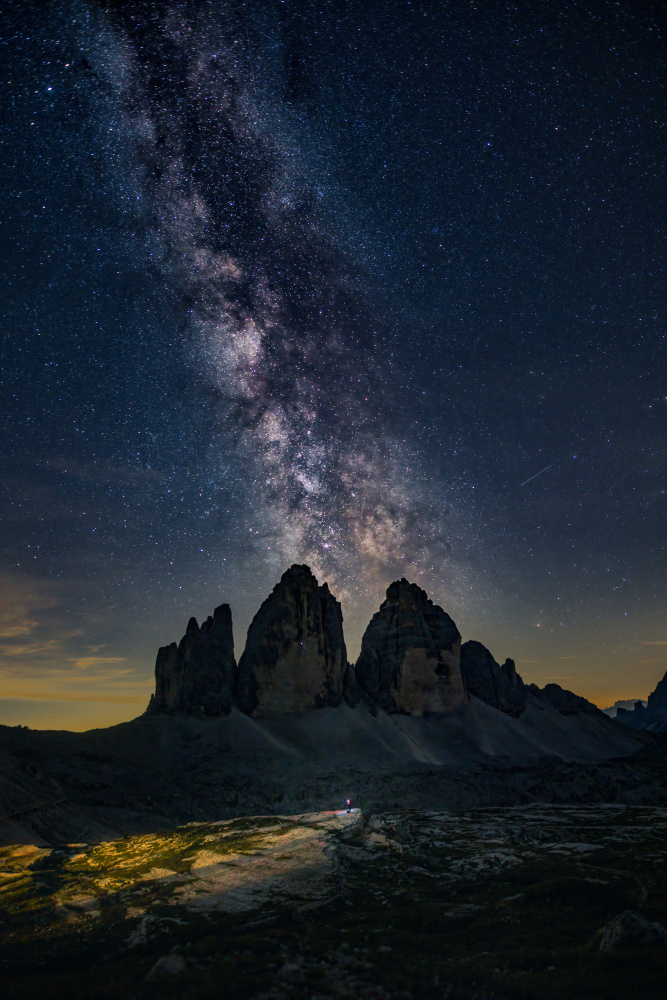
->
<box><xmin>147</xmin><ymin>563</ymin><xmax>599</xmax><ymax>724</ymax></box>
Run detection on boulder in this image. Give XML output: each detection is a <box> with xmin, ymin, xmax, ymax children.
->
<box><xmin>146</xmin><ymin>953</ymin><xmax>187</xmax><ymax>978</ymax></box>
<box><xmin>236</xmin><ymin>565</ymin><xmax>347</xmax><ymax>717</ymax></box>
<box><xmin>598</xmin><ymin>910</ymin><xmax>666</xmax><ymax>952</ymax></box>
<box><xmin>355</xmin><ymin>579</ymin><xmax>465</xmax><ymax>715</ymax></box>
<box><xmin>460</xmin><ymin>641</ymin><xmax>527</xmax><ymax>717</ymax></box>
<box><xmin>148</xmin><ymin>603</ymin><xmax>236</xmax><ymax>716</ymax></box>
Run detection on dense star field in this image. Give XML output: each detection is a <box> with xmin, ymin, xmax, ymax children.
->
<box><xmin>0</xmin><ymin>1</ymin><xmax>665</xmax><ymax>727</ymax></box>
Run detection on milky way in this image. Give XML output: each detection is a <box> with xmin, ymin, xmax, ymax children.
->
<box><xmin>86</xmin><ymin>2</ymin><xmax>476</xmax><ymax>607</ymax></box>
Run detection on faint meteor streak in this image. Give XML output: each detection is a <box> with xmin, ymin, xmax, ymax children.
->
<box><xmin>606</xmin><ymin>469</ymin><xmax>633</xmax><ymax>494</ymax></box>
<box><xmin>520</xmin><ymin>463</ymin><xmax>555</xmax><ymax>487</ymax></box>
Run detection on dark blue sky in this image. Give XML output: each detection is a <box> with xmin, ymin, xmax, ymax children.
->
<box><xmin>0</xmin><ymin>0</ymin><xmax>665</xmax><ymax>727</ymax></box>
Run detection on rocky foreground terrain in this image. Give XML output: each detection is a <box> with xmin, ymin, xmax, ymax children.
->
<box><xmin>3</xmin><ymin>804</ymin><xmax>667</xmax><ymax>999</ymax></box>
<box><xmin>1</xmin><ymin>700</ymin><xmax>665</xmax><ymax>848</ymax></box>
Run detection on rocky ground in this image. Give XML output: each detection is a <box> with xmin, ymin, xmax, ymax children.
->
<box><xmin>2</xmin><ymin>803</ymin><xmax>667</xmax><ymax>999</ymax></box>
<box><xmin>0</xmin><ymin>702</ymin><xmax>654</xmax><ymax>847</ymax></box>
<box><xmin>2</xmin><ymin>704</ymin><xmax>667</xmax><ymax>997</ymax></box>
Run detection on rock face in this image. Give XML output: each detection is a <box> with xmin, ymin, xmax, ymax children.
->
<box><xmin>148</xmin><ymin>604</ymin><xmax>235</xmax><ymax>716</ymax></box>
<box><xmin>355</xmin><ymin>579</ymin><xmax>465</xmax><ymax>715</ymax></box>
<box><xmin>527</xmin><ymin>682</ymin><xmax>601</xmax><ymax>716</ymax></box>
<box><xmin>460</xmin><ymin>641</ymin><xmax>527</xmax><ymax>717</ymax></box>
<box><xmin>146</xmin><ymin>565</ymin><xmax>615</xmax><ymax>728</ymax></box>
<box><xmin>616</xmin><ymin>669</ymin><xmax>667</xmax><ymax>733</ymax></box>
<box><xmin>236</xmin><ymin>565</ymin><xmax>347</xmax><ymax>717</ymax></box>
<box><xmin>648</xmin><ymin>671</ymin><xmax>667</xmax><ymax>714</ymax></box>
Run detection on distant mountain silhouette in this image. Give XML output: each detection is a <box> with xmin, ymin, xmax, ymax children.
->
<box><xmin>615</xmin><ymin>672</ymin><xmax>667</xmax><ymax>733</ymax></box>
<box><xmin>602</xmin><ymin>698</ymin><xmax>648</xmax><ymax>718</ymax></box>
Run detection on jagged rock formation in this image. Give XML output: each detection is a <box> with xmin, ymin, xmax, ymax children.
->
<box><xmin>602</xmin><ymin>698</ymin><xmax>648</xmax><ymax>718</ymax></box>
<box><xmin>527</xmin><ymin>682</ymin><xmax>602</xmax><ymax>716</ymax></box>
<box><xmin>145</xmin><ymin>566</ymin><xmax>618</xmax><ymax>730</ymax></box>
<box><xmin>148</xmin><ymin>604</ymin><xmax>235</xmax><ymax>716</ymax></box>
<box><xmin>355</xmin><ymin>579</ymin><xmax>465</xmax><ymax>715</ymax></box>
<box><xmin>236</xmin><ymin>564</ymin><xmax>347</xmax><ymax>717</ymax></box>
<box><xmin>616</xmin><ymin>669</ymin><xmax>667</xmax><ymax>733</ymax></box>
<box><xmin>460</xmin><ymin>641</ymin><xmax>527</xmax><ymax>717</ymax></box>
<box><xmin>616</xmin><ymin>699</ymin><xmax>652</xmax><ymax>728</ymax></box>
<box><xmin>648</xmin><ymin>671</ymin><xmax>667</xmax><ymax>714</ymax></box>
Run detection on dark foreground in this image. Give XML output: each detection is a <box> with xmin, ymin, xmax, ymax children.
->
<box><xmin>2</xmin><ymin>804</ymin><xmax>666</xmax><ymax>1000</ymax></box>
<box><xmin>0</xmin><ymin>706</ymin><xmax>656</xmax><ymax>847</ymax></box>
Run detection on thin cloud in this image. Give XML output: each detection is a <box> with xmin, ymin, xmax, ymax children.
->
<box><xmin>0</xmin><ymin>640</ymin><xmax>64</xmax><ymax>658</ymax></box>
<box><xmin>0</xmin><ymin>690</ymin><xmax>147</xmax><ymax>704</ymax></box>
<box><xmin>0</xmin><ymin>619</ymin><xmax>39</xmax><ymax>639</ymax></box>
<box><xmin>71</xmin><ymin>656</ymin><xmax>127</xmax><ymax>670</ymax></box>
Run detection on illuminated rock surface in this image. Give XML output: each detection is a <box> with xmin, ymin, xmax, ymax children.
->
<box><xmin>355</xmin><ymin>579</ymin><xmax>465</xmax><ymax>715</ymax></box>
<box><xmin>3</xmin><ymin>805</ymin><xmax>667</xmax><ymax>999</ymax></box>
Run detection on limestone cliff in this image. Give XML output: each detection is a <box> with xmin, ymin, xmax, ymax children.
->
<box><xmin>235</xmin><ymin>564</ymin><xmax>347</xmax><ymax>717</ymax></box>
<box><xmin>148</xmin><ymin>603</ymin><xmax>235</xmax><ymax>716</ymax></box>
<box><xmin>355</xmin><ymin>579</ymin><xmax>465</xmax><ymax>715</ymax></box>
<box><xmin>460</xmin><ymin>640</ymin><xmax>527</xmax><ymax>717</ymax></box>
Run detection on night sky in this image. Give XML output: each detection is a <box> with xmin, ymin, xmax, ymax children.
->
<box><xmin>1</xmin><ymin>0</ymin><xmax>665</xmax><ymax>730</ymax></box>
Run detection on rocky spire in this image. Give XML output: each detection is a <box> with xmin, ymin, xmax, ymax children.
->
<box><xmin>236</xmin><ymin>564</ymin><xmax>347</xmax><ymax>717</ymax></box>
<box><xmin>355</xmin><ymin>578</ymin><xmax>465</xmax><ymax>715</ymax></box>
<box><xmin>148</xmin><ymin>603</ymin><xmax>236</xmax><ymax>716</ymax></box>
<box><xmin>459</xmin><ymin>640</ymin><xmax>527</xmax><ymax>717</ymax></box>
<box><xmin>646</xmin><ymin>670</ymin><xmax>667</xmax><ymax>714</ymax></box>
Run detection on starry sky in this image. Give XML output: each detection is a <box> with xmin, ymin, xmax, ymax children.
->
<box><xmin>1</xmin><ymin>0</ymin><xmax>665</xmax><ymax>730</ymax></box>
